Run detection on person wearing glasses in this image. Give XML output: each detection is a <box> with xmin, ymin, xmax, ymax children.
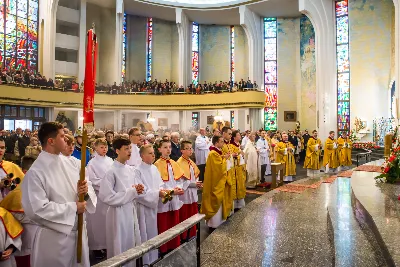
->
<box><xmin>126</xmin><ymin>127</ymin><xmax>142</xmax><ymax>168</ymax></box>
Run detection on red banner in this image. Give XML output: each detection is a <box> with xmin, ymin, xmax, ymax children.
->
<box><xmin>83</xmin><ymin>29</ymin><xmax>97</xmax><ymax>129</ymax></box>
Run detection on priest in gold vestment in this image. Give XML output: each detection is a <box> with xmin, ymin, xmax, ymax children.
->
<box><xmin>323</xmin><ymin>131</ymin><xmax>340</xmax><ymax>173</ymax></box>
<box><xmin>275</xmin><ymin>133</ymin><xmax>296</xmax><ymax>182</ymax></box>
<box><xmin>304</xmin><ymin>130</ymin><xmax>322</xmax><ymax>177</ymax></box>
<box><xmin>229</xmin><ymin>130</ymin><xmax>246</xmax><ymax>211</ymax></box>
<box><xmin>337</xmin><ymin>132</ymin><xmax>352</xmax><ymax>170</ymax></box>
<box><xmin>200</xmin><ymin>136</ymin><xmax>232</xmax><ymax>229</ymax></box>
<box><xmin>221</xmin><ymin>127</ymin><xmax>234</xmax><ymax>214</ymax></box>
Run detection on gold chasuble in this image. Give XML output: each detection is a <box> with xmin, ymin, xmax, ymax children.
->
<box><xmin>0</xmin><ymin>207</ymin><xmax>23</xmax><ymax>239</ymax></box>
<box><xmin>275</xmin><ymin>141</ymin><xmax>296</xmax><ymax>176</ymax></box>
<box><xmin>177</xmin><ymin>156</ymin><xmax>200</xmax><ymax>180</ymax></box>
<box><xmin>200</xmin><ymin>147</ymin><xmax>232</xmax><ymax>221</ymax></box>
<box><xmin>154</xmin><ymin>157</ymin><xmax>184</xmax><ymax>181</ymax></box>
<box><xmin>337</xmin><ymin>137</ymin><xmax>352</xmax><ymax>166</ymax></box>
<box><xmin>0</xmin><ymin>160</ymin><xmax>25</xmax><ymax>180</ymax></box>
<box><xmin>304</xmin><ymin>137</ymin><xmax>322</xmax><ymax>170</ymax></box>
<box><xmin>229</xmin><ymin>141</ymin><xmax>246</xmax><ymax>200</ymax></box>
<box><xmin>323</xmin><ymin>138</ymin><xmax>340</xmax><ymax>168</ymax></box>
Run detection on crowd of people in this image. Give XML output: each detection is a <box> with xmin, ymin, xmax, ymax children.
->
<box><xmin>0</xmin><ymin>65</ymin><xmax>260</xmax><ymax>95</ymax></box>
<box><xmin>0</xmin><ymin>122</ymin><xmax>354</xmax><ymax>267</ymax></box>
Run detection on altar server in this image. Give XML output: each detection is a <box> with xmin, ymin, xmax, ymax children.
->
<box><xmin>86</xmin><ymin>138</ymin><xmax>113</xmax><ymax>259</ymax></box>
<box><xmin>323</xmin><ymin>131</ymin><xmax>340</xmax><ymax>173</ymax></box>
<box><xmin>304</xmin><ymin>130</ymin><xmax>322</xmax><ymax>177</ymax></box>
<box><xmin>229</xmin><ymin>131</ymin><xmax>246</xmax><ymax>211</ymax></box>
<box><xmin>200</xmin><ymin>136</ymin><xmax>231</xmax><ymax>229</ymax></box>
<box><xmin>99</xmin><ymin>137</ymin><xmax>144</xmax><ymax>264</ymax></box>
<box><xmin>0</xmin><ymin>138</ymin><xmax>25</xmax><ymax>201</ymax></box>
<box><xmin>154</xmin><ymin>140</ymin><xmax>185</xmax><ymax>254</ymax></box>
<box><xmin>134</xmin><ymin>145</ymin><xmax>165</xmax><ymax>265</ymax></box>
<box><xmin>126</xmin><ymin>127</ymin><xmax>142</xmax><ymax>168</ymax></box>
<box><xmin>177</xmin><ymin>141</ymin><xmax>202</xmax><ymax>240</ymax></box>
<box><xmin>276</xmin><ymin>133</ymin><xmax>296</xmax><ymax>182</ymax></box>
<box><xmin>338</xmin><ymin>132</ymin><xmax>353</xmax><ymax>170</ymax></box>
<box><xmin>256</xmin><ymin>130</ymin><xmax>271</xmax><ymax>183</ymax></box>
<box><xmin>0</xmin><ymin>205</ymin><xmax>23</xmax><ymax>267</ymax></box>
<box><xmin>243</xmin><ymin>132</ymin><xmax>259</xmax><ymax>188</ymax></box>
<box><xmin>21</xmin><ymin>122</ymin><xmax>96</xmax><ymax>267</ymax></box>
<box><xmin>194</xmin><ymin>128</ymin><xmax>210</xmax><ymax>182</ymax></box>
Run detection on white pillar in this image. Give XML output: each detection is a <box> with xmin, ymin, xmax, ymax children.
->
<box><xmin>47</xmin><ymin>107</ymin><xmax>55</xmax><ymax>122</ymax></box>
<box><xmin>249</xmin><ymin>108</ymin><xmax>263</xmax><ymax>131</ymax></box>
<box><xmin>176</xmin><ymin>8</ymin><xmax>191</xmax><ymax>88</ymax></box>
<box><xmin>78</xmin><ymin>0</ymin><xmax>86</xmax><ymax>84</ymax></box>
<box><xmin>239</xmin><ymin>6</ymin><xmax>263</xmax><ymax>88</ymax></box>
<box><xmin>115</xmin><ymin>0</ymin><xmax>124</xmax><ymax>85</ymax></box>
<box><xmin>299</xmin><ymin>0</ymin><xmax>336</xmax><ymax>139</ymax></box>
<box><xmin>114</xmin><ymin>110</ymin><xmax>122</xmax><ymax>132</ymax></box>
<box><xmin>394</xmin><ymin>0</ymin><xmax>400</xmax><ymax>118</ymax></box>
<box><xmin>40</xmin><ymin>0</ymin><xmax>59</xmax><ymax>79</ymax></box>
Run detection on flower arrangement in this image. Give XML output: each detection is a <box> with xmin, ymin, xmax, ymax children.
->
<box><xmin>349</xmin><ymin>129</ymin><xmax>359</xmax><ymax>143</ymax></box>
<box><xmin>375</xmin><ymin>146</ymin><xmax>400</xmax><ymax>184</ymax></box>
<box><xmin>352</xmin><ymin>142</ymin><xmax>380</xmax><ymax>150</ymax></box>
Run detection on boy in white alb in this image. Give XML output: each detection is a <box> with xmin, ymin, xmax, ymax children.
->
<box><xmin>134</xmin><ymin>144</ymin><xmax>165</xmax><ymax>265</ymax></box>
<box><xmin>177</xmin><ymin>141</ymin><xmax>202</xmax><ymax>240</ymax></box>
<box><xmin>99</xmin><ymin>137</ymin><xmax>144</xmax><ymax>266</ymax></box>
<box><xmin>86</xmin><ymin>138</ymin><xmax>113</xmax><ymax>259</ymax></box>
<box><xmin>154</xmin><ymin>140</ymin><xmax>185</xmax><ymax>254</ymax></box>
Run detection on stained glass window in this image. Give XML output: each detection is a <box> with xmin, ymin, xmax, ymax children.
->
<box><xmin>263</xmin><ymin>18</ymin><xmax>277</xmax><ymax>131</ymax></box>
<box><xmin>122</xmin><ymin>13</ymin><xmax>126</xmax><ymax>81</ymax></box>
<box><xmin>146</xmin><ymin>17</ymin><xmax>152</xmax><ymax>82</ymax></box>
<box><xmin>230</xmin><ymin>26</ymin><xmax>234</xmax><ymax>83</ymax></box>
<box><xmin>0</xmin><ymin>0</ymin><xmax>38</xmax><ymax>70</ymax></box>
<box><xmin>336</xmin><ymin>0</ymin><xmax>350</xmax><ymax>135</ymax></box>
<box><xmin>192</xmin><ymin>22</ymin><xmax>199</xmax><ymax>85</ymax></box>
<box><xmin>230</xmin><ymin>111</ymin><xmax>234</xmax><ymax>129</ymax></box>
<box><xmin>192</xmin><ymin>112</ymin><xmax>199</xmax><ymax>130</ymax></box>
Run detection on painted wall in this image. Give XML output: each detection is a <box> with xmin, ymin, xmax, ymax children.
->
<box><xmin>349</xmin><ymin>0</ymin><xmax>393</xmax><ymax>138</ymax></box>
<box><xmin>299</xmin><ymin>15</ymin><xmax>317</xmax><ymax>132</ymax></box>
<box><xmin>199</xmin><ymin>25</ymin><xmax>230</xmax><ymax>83</ymax></box>
<box><xmin>94</xmin><ymin>111</ymin><xmax>115</xmax><ymax>130</ymax></box>
<box><xmin>152</xmin><ymin>19</ymin><xmax>179</xmax><ymax>82</ymax></box>
<box><xmin>127</xmin><ymin>15</ymin><xmax>147</xmax><ymax>82</ymax></box>
<box><xmin>235</xmin><ymin>26</ymin><xmax>249</xmax><ymax>82</ymax></box>
<box><xmin>277</xmin><ymin>18</ymin><xmax>300</xmax><ymax>131</ymax></box>
<box><xmin>86</xmin><ymin>4</ymin><xmax>116</xmax><ymax>85</ymax></box>
<box><xmin>124</xmin><ymin>112</ymin><xmax>179</xmax><ymax>130</ymax></box>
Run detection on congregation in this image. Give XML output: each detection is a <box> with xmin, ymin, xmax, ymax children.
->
<box><xmin>0</xmin><ymin>65</ymin><xmax>259</xmax><ymax>95</ymax></box>
<box><xmin>0</xmin><ymin>121</ymin><xmax>354</xmax><ymax>267</ymax></box>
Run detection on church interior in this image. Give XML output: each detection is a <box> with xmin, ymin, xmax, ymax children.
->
<box><xmin>0</xmin><ymin>0</ymin><xmax>399</xmax><ymax>266</ymax></box>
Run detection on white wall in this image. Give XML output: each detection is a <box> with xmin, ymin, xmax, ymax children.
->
<box><xmin>123</xmin><ymin>111</ymin><xmax>180</xmax><ymax>131</ymax></box>
<box><xmin>55</xmin><ymin>33</ymin><xmax>79</xmax><ymax>50</ymax></box>
<box><xmin>94</xmin><ymin>111</ymin><xmax>115</xmax><ymax>130</ymax></box>
<box><xmin>55</xmin><ymin>60</ymin><xmax>78</xmax><ymax>76</ymax></box>
<box><xmin>57</xmin><ymin>6</ymin><xmax>80</xmax><ymax>24</ymax></box>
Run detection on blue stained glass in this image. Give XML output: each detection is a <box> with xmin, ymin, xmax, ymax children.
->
<box><xmin>192</xmin><ymin>22</ymin><xmax>200</xmax><ymax>85</ymax></box>
<box><xmin>192</xmin><ymin>32</ymin><xmax>198</xmax><ymax>51</ymax></box>
<box><xmin>193</xmin><ymin>24</ymin><xmax>199</xmax><ymax>33</ymax></box>
<box><xmin>6</xmin><ymin>13</ymin><xmax>16</xmax><ymax>36</ymax></box>
<box><xmin>17</xmin><ymin>0</ymin><xmax>27</xmax><ymax>18</ymax></box>
<box><xmin>336</xmin><ymin>16</ymin><xmax>349</xmax><ymax>44</ymax></box>
<box><xmin>28</xmin><ymin>0</ymin><xmax>38</xmax><ymax>21</ymax></box>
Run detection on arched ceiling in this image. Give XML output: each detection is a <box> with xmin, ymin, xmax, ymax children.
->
<box><xmin>88</xmin><ymin>0</ymin><xmax>300</xmax><ymax>25</ymax></box>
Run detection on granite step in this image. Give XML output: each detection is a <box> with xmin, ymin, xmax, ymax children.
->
<box><xmin>327</xmin><ymin>177</ymin><xmax>387</xmax><ymax>267</ymax></box>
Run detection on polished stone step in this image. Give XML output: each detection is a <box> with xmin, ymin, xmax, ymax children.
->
<box><xmin>327</xmin><ymin>177</ymin><xmax>387</xmax><ymax>267</ymax></box>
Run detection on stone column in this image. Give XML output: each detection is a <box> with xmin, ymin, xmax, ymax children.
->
<box><xmin>176</xmin><ymin>8</ymin><xmax>191</xmax><ymax>88</ymax></box>
<box><xmin>239</xmin><ymin>6</ymin><xmax>263</xmax><ymax>89</ymax></box>
<box><xmin>299</xmin><ymin>0</ymin><xmax>336</xmax><ymax>139</ymax></box>
<box><xmin>114</xmin><ymin>110</ymin><xmax>122</xmax><ymax>132</ymax></box>
<box><xmin>40</xmin><ymin>0</ymin><xmax>59</xmax><ymax>79</ymax></box>
<box><xmin>393</xmin><ymin>0</ymin><xmax>400</xmax><ymax>118</ymax></box>
<box><xmin>249</xmin><ymin>108</ymin><xmax>263</xmax><ymax>131</ymax></box>
<box><xmin>115</xmin><ymin>0</ymin><xmax>124</xmax><ymax>85</ymax></box>
<box><xmin>78</xmin><ymin>0</ymin><xmax>86</xmax><ymax>84</ymax></box>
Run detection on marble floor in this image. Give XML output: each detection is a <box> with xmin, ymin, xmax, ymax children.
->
<box><xmin>200</xmin><ymin>167</ymin><xmax>394</xmax><ymax>267</ymax></box>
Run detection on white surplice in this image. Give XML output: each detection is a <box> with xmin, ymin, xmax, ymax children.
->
<box><xmin>0</xmin><ymin>219</ymin><xmax>22</xmax><ymax>267</ymax></box>
<box><xmin>256</xmin><ymin>138</ymin><xmax>272</xmax><ymax>180</ymax></box>
<box><xmin>243</xmin><ymin>141</ymin><xmax>260</xmax><ymax>188</ymax></box>
<box><xmin>126</xmin><ymin>144</ymin><xmax>141</xmax><ymax>168</ymax></box>
<box><xmin>21</xmin><ymin>151</ymin><xmax>97</xmax><ymax>267</ymax></box>
<box><xmin>179</xmin><ymin>165</ymin><xmax>198</xmax><ymax>205</ymax></box>
<box><xmin>133</xmin><ymin>162</ymin><xmax>163</xmax><ymax>265</ymax></box>
<box><xmin>99</xmin><ymin>161</ymin><xmax>141</xmax><ymax>267</ymax></box>
<box><xmin>241</xmin><ymin>135</ymin><xmax>249</xmax><ymax>150</ymax></box>
<box><xmin>158</xmin><ymin>164</ymin><xmax>184</xmax><ymax>213</ymax></box>
<box><xmin>194</xmin><ymin>135</ymin><xmax>210</xmax><ymax>165</ymax></box>
<box><xmin>12</xmin><ymin>212</ymin><xmax>38</xmax><ymax>259</ymax></box>
<box><xmin>86</xmin><ymin>154</ymin><xmax>114</xmax><ymax>250</ymax></box>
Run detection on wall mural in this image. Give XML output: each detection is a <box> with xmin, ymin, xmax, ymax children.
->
<box><xmin>55</xmin><ymin>112</ymin><xmax>75</xmax><ymax>132</ymax></box>
<box><xmin>300</xmin><ymin>15</ymin><xmax>316</xmax><ymax>131</ymax></box>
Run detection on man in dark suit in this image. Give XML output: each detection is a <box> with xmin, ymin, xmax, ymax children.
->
<box><xmin>170</xmin><ymin>132</ymin><xmax>182</xmax><ymax>161</ymax></box>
